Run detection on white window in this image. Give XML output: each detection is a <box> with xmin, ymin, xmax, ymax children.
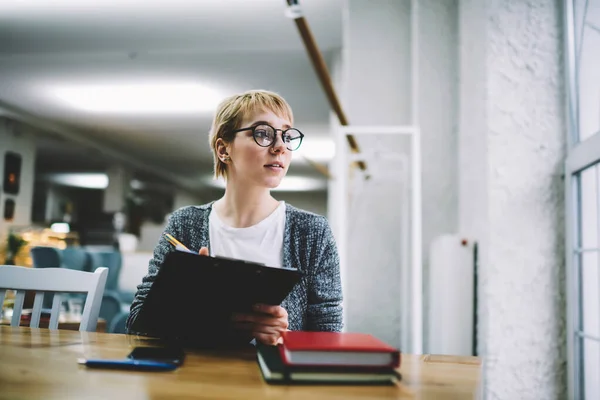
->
<box><xmin>566</xmin><ymin>1</ymin><xmax>600</xmax><ymax>399</ymax></box>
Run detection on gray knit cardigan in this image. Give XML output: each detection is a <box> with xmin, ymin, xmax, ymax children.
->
<box><xmin>126</xmin><ymin>202</ymin><xmax>343</xmax><ymax>335</ymax></box>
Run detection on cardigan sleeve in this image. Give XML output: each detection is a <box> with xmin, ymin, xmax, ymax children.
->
<box><xmin>125</xmin><ymin>211</ymin><xmax>182</xmax><ymax>335</ymax></box>
<box><xmin>305</xmin><ymin>217</ymin><xmax>344</xmax><ymax>332</ymax></box>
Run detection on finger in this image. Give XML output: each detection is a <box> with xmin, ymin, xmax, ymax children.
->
<box><xmin>251</xmin><ymin>325</ymin><xmax>286</xmax><ymax>337</ymax></box>
<box><xmin>233</xmin><ymin>321</ymin><xmax>282</xmax><ymax>337</ymax></box>
<box><xmin>254</xmin><ymin>332</ymin><xmax>281</xmax><ymax>346</ymax></box>
<box><xmin>253</xmin><ymin>304</ymin><xmax>287</xmax><ymax>318</ymax></box>
<box><xmin>233</xmin><ymin>322</ymin><xmax>284</xmax><ymax>339</ymax></box>
<box><xmin>233</xmin><ymin>313</ymin><xmax>287</xmax><ymax>328</ymax></box>
<box><xmin>198</xmin><ymin>247</ymin><xmax>209</xmax><ymax>256</ymax></box>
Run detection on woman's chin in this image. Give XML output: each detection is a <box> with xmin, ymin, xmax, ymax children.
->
<box><xmin>264</xmin><ymin>178</ymin><xmax>283</xmax><ymax>189</ymax></box>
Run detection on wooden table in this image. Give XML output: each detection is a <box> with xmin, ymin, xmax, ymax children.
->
<box><xmin>0</xmin><ymin>326</ymin><xmax>482</xmax><ymax>399</ymax></box>
<box><xmin>0</xmin><ymin>317</ymin><xmax>107</xmax><ymax>332</ymax></box>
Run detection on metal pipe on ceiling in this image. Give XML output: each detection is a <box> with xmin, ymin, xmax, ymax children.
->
<box><xmin>285</xmin><ymin>0</ymin><xmax>368</xmax><ymax>174</ymax></box>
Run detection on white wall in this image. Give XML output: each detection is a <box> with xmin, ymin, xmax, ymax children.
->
<box><xmin>0</xmin><ymin>118</ymin><xmax>36</xmax><ymax>237</ymax></box>
<box><xmin>340</xmin><ymin>0</ymin><xmax>411</xmax><ymax>349</ymax></box>
<box><xmin>335</xmin><ymin>1</ymin><xmax>567</xmax><ymax>397</ymax></box>
<box><xmin>338</xmin><ymin>0</ymin><xmax>459</xmax><ymax>351</ymax></box>
<box><xmin>345</xmin><ymin>0</ymin><xmax>412</xmax><ymax>125</ymax></box>
<box><xmin>458</xmin><ymin>0</ymin><xmax>567</xmax><ymax>398</ymax></box>
<box><xmin>417</xmin><ymin>0</ymin><xmax>459</xmax><ymax>351</ymax></box>
<box><xmin>457</xmin><ymin>0</ymin><xmax>489</xmax><ymax>367</ymax></box>
<box><xmin>173</xmin><ymin>189</ymin><xmax>203</xmax><ymax>211</ymax></box>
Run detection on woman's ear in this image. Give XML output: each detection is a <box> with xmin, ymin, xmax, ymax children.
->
<box><xmin>215</xmin><ymin>138</ymin><xmax>231</xmax><ymax>163</ymax></box>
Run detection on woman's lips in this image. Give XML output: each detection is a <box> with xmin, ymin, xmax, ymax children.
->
<box><xmin>265</xmin><ymin>165</ymin><xmax>284</xmax><ymax>172</ymax></box>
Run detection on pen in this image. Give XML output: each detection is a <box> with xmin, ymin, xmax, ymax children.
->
<box><xmin>163</xmin><ymin>233</ymin><xmax>194</xmax><ymax>253</ymax></box>
<box><xmin>78</xmin><ymin>358</ymin><xmax>178</xmax><ymax>371</ymax></box>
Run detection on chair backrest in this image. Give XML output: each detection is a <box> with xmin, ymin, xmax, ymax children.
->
<box><xmin>99</xmin><ymin>290</ymin><xmax>123</xmax><ymax>329</ymax></box>
<box><xmin>30</xmin><ymin>246</ymin><xmax>62</xmax><ymax>268</ymax></box>
<box><xmin>61</xmin><ymin>247</ymin><xmax>91</xmax><ymax>271</ymax></box>
<box><xmin>0</xmin><ymin>265</ymin><xmax>108</xmax><ymax>332</ymax></box>
<box><xmin>88</xmin><ymin>251</ymin><xmax>122</xmax><ymax>291</ymax></box>
<box><xmin>108</xmin><ymin>311</ymin><xmax>129</xmax><ymax>334</ymax></box>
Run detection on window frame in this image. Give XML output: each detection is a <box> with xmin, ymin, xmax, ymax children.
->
<box><xmin>565</xmin><ymin>1</ymin><xmax>600</xmax><ymax>399</ymax></box>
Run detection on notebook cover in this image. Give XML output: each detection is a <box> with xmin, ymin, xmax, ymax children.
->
<box><xmin>280</xmin><ymin>331</ymin><xmax>401</xmax><ymax>368</ymax></box>
<box><xmin>136</xmin><ymin>251</ymin><xmax>302</xmax><ymax>346</ymax></box>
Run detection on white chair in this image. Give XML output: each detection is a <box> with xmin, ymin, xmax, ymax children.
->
<box><xmin>0</xmin><ymin>265</ymin><xmax>108</xmax><ymax>332</ymax></box>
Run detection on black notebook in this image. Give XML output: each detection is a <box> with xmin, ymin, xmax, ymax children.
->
<box><xmin>135</xmin><ymin>250</ymin><xmax>302</xmax><ymax>346</ymax></box>
<box><xmin>256</xmin><ymin>344</ymin><xmax>401</xmax><ymax>385</ymax></box>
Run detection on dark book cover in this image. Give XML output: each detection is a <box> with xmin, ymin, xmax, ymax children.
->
<box><xmin>256</xmin><ymin>344</ymin><xmax>401</xmax><ymax>385</ymax></box>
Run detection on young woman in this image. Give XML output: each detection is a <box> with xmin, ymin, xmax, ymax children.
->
<box><xmin>126</xmin><ymin>90</ymin><xmax>343</xmax><ymax>345</ymax></box>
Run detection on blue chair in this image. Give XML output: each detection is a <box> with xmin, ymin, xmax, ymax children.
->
<box><xmin>87</xmin><ymin>249</ymin><xmax>133</xmax><ymax>331</ymax></box>
<box><xmin>99</xmin><ymin>291</ymin><xmax>125</xmax><ymax>333</ymax></box>
<box><xmin>108</xmin><ymin>311</ymin><xmax>129</xmax><ymax>334</ymax></box>
<box><xmin>60</xmin><ymin>247</ymin><xmax>93</xmax><ymax>309</ymax></box>
<box><xmin>30</xmin><ymin>246</ymin><xmax>63</xmax><ymax>308</ymax></box>
<box><xmin>87</xmin><ymin>251</ymin><xmax>122</xmax><ymax>291</ymax></box>
<box><xmin>61</xmin><ymin>247</ymin><xmax>91</xmax><ymax>271</ymax></box>
<box><xmin>30</xmin><ymin>247</ymin><xmax>62</xmax><ymax>269</ymax></box>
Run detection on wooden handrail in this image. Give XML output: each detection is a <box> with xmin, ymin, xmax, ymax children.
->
<box><xmin>286</xmin><ymin>0</ymin><xmax>368</xmax><ymax>173</ymax></box>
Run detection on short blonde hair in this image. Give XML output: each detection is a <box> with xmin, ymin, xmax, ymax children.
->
<box><xmin>209</xmin><ymin>89</ymin><xmax>294</xmax><ymax>179</ymax></box>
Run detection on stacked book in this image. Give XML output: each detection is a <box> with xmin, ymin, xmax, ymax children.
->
<box><xmin>257</xmin><ymin>331</ymin><xmax>401</xmax><ymax>385</ymax></box>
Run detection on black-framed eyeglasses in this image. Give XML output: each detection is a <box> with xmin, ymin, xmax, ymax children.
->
<box><xmin>232</xmin><ymin>124</ymin><xmax>304</xmax><ymax>151</ymax></box>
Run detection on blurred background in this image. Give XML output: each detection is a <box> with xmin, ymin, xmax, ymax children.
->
<box><xmin>0</xmin><ymin>1</ymin><xmax>597</xmax><ymax>399</ymax></box>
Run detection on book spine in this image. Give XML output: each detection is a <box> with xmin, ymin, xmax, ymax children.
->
<box><xmin>392</xmin><ymin>351</ymin><xmax>401</xmax><ymax>368</ymax></box>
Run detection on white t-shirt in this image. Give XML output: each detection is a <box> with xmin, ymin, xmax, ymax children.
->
<box><xmin>208</xmin><ymin>201</ymin><xmax>286</xmax><ymax>268</ymax></box>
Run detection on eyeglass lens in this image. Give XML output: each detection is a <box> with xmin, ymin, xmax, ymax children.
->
<box><xmin>254</xmin><ymin>125</ymin><xmax>302</xmax><ymax>150</ymax></box>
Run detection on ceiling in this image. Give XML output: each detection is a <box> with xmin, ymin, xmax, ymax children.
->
<box><xmin>0</xmin><ymin>0</ymin><xmax>343</xmax><ymax>193</ymax></box>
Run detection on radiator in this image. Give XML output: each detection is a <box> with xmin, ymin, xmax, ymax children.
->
<box><xmin>428</xmin><ymin>234</ymin><xmax>475</xmax><ymax>356</ymax></box>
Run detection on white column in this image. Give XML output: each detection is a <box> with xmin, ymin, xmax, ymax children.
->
<box><xmin>458</xmin><ymin>0</ymin><xmax>567</xmax><ymax>398</ymax></box>
<box><xmin>103</xmin><ymin>165</ymin><xmax>130</xmax><ymax>214</ymax></box>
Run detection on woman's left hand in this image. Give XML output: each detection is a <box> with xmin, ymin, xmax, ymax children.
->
<box><xmin>232</xmin><ymin>304</ymin><xmax>288</xmax><ymax>345</ymax></box>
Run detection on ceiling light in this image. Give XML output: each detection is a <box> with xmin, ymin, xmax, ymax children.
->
<box><xmin>43</xmin><ymin>173</ymin><xmax>109</xmax><ymax>189</ymax></box>
<box><xmin>204</xmin><ymin>176</ymin><xmax>326</xmax><ymax>192</ymax></box>
<box><xmin>130</xmin><ymin>179</ymin><xmax>145</xmax><ymax>190</ymax></box>
<box><xmin>46</xmin><ymin>82</ymin><xmax>223</xmax><ymax>114</ymax></box>
<box><xmin>50</xmin><ymin>223</ymin><xmax>71</xmax><ymax>234</ymax></box>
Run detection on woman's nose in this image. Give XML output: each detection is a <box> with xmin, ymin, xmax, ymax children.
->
<box><xmin>271</xmin><ymin>132</ymin><xmax>287</xmax><ymax>152</ymax></box>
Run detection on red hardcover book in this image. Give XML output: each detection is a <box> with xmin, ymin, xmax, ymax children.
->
<box><xmin>280</xmin><ymin>331</ymin><xmax>401</xmax><ymax>368</ymax></box>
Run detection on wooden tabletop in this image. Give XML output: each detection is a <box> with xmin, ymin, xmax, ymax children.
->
<box><xmin>0</xmin><ymin>326</ymin><xmax>482</xmax><ymax>399</ymax></box>
<box><xmin>0</xmin><ymin>317</ymin><xmax>107</xmax><ymax>332</ymax></box>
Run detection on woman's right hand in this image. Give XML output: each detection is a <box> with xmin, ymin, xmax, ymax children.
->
<box><xmin>198</xmin><ymin>247</ymin><xmax>209</xmax><ymax>256</ymax></box>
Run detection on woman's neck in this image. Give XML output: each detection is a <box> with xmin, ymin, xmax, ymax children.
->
<box><xmin>215</xmin><ymin>180</ymin><xmax>280</xmax><ymax>228</ymax></box>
